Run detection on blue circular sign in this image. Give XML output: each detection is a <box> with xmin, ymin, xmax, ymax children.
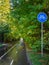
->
<box><xmin>37</xmin><ymin>12</ymin><xmax>48</xmax><ymax>22</ymax></box>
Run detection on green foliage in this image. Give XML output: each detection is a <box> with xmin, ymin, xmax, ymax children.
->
<box><xmin>29</xmin><ymin>52</ymin><xmax>49</xmax><ymax>65</ymax></box>
<box><xmin>0</xmin><ymin>0</ymin><xmax>49</xmax><ymax>51</ymax></box>
<box><xmin>9</xmin><ymin>0</ymin><xmax>49</xmax><ymax>51</ymax></box>
<box><xmin>0</xmin><ymin>22</ymin><xmax>10</xmax><ymax>33</ymax></box>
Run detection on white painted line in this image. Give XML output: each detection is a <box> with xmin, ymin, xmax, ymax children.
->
<box><xmin>0</xmin><ymin>44</ymin><xmax>17</xmax><ymax>60</ymax></box>
<box><xmin>10</xmin><ymin>59</ymin><xmax>14</xmax><ymax>65</ymax></box>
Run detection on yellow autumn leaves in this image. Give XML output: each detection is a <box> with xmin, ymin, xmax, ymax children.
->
<box><xmin>0</xmin><ymin>0</ymin><xmax>10</xmax><ymax>23</ymax></box>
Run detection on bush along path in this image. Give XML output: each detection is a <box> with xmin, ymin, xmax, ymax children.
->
<box><xmin>28</xmin><ymin>51</ymin><xmax>49</xmax><ymax>65</ymax></box>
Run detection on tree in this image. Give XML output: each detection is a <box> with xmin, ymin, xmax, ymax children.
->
<box><xmin>0</xmin><ymin>0</ymin><xmax>10</xmax><ymax>43</ymax></box>
<box><xmin>0</xmin><ymin>22</ymin><xmax>10</xmax><ymax>42</ymax></box>
<box><xmin>0</xmin><ymin>0</ymin><xmax>49</xmax><ymax>51</ymax></box>
<box><xmin>9</xmin><ymin>0</ymin><xmax>49</xmax><ymax>51</ymax></box>
<box><xmin>0</xmin><ymin>0</ymin><xmax>10</xmax><ymax>23</ymax></box>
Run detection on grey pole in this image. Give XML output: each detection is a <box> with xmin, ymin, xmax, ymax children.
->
<box><xmin>41</xmin><ymin>22</ymin><xmax>44</xmax><ymax>57</ymax></box>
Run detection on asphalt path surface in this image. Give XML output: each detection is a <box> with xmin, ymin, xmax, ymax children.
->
<box><xmin>0</xmin><ymin>42</ymin><xmax>32</xmax><ymax>65</ymax></box>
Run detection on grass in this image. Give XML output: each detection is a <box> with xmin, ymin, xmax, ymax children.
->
<box><xmin>28</xmin><ymin>51</ymin><xmax>49</xmax><ymax>65</ymax></box>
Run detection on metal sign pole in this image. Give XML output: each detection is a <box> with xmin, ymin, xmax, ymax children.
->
<box><xmin>37</xmin><ymin>12</ymin><xmax>48</xmax><ymax>57</ymax></box>
<box><xmin>41</xmin><ymin>22</ymin><xmax>43</xmax><ymax>57</ymax></box>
